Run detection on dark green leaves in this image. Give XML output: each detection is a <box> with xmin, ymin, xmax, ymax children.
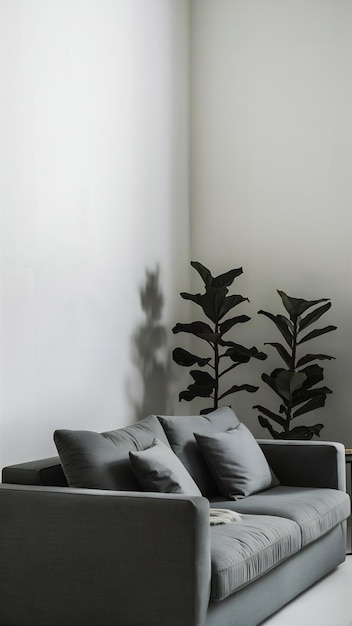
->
<box><xmin>277</xmin><ymin>291</ymin><xmax>329</xmax><ymax>320</ymax></box>
<box><xmin>172</xmin><ymin>321</ymin><xmax>220</xmax><ymax>343</ymax></box>
<box><xmin>255</xmin><ymin>290</ymin><xmax>336</xmax><ymax>440</ymax></box>
<box><xmin>296</xmin><ymin>353</ymin><xmax>334</xmax><ymax>367</ymax></box>
<box><xmin>264</xmin><ymin>342</ymin><xmax>291</xmax><ymax>367</ymax></box>
<box><xmin>173</xmin><ymin>261</ymin><xmax>266</xmax><ymax>411</ymax></box>
<box><xmin>298</xmin><ymin>325</ymin><xmax>337</xmax><ymax>345</ymax></box>
<box><xmin>180</xmin><ymin>289</ymin><xmax>247</xmax><ymax>324</ymax></box>
<box><xmin>219</xmin><ymin>315</ymin><xmax>251</xmax><ymax>335</ymax></box>
<box><xmin>191</xmin><ymin>261</ymin><xmax>243</xmax><ymax>288</ymax></box>
<box><xmin>258</xmin><ymin>311</ymin><xmax>293</xmax><ymax>346</ymax></box>
<box><xmin>179</xmin><ymin>370</ymin><xmax>215</xmax><ymax>402</ymax></box>
<box><xmin>219</xmin><ymin>384</ymin><xmax>258</xmax><ymax>400</ymax></box>
<box><xmin>298</xmin><ymin>302</ymin><xmax>331</xmax><ymax>331</ymax></box>
<box><xmin>222</xmin><ymin>341</ymin><xmax>267</xmax><ymax>364</ymax></box>
<box><xmin>172</xmin><ymin>348</ymin><xmax>211</xmax><ymax>368</ymax></box>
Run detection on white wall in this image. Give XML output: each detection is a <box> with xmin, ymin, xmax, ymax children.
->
<box><xmin>0</xmin><ymin>0</ymin><xmax>190</xmax><ymax>466</ymax></box>
<box><xmin>190</xmin><ymin>0</ymin><xmax>352</xmax><ymax>444</ymax></box>
<box><xmin>2</xmin><ymin>0</ymin><xmax>351</xmax><ymax>468</ymax></box>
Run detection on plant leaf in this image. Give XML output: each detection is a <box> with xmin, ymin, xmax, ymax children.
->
<box><xmin>218</xmin><ymin>294</ymin><xmax>248</xmax><ymax>321</ymax></box>
<box><xmin>222</xmin><ymin>342</ymin><xmax>267</xmax><ymax>363</ymax></box>
<box><xmin>277</xmin><ymin>424</ymin><xmax>323</xmax><ymax>440</ymax></box>
<box><xmin>298</xmin><ymin>364</ymin><xmax>324</xmax><ymax>388</ymax></box>
<box><xmin>258</xmin><ymin>416</ymin><xmax>281</xmax><ymax>438</ymax></box>
<box><xmin>172</xmin><ymin>321</ymin><xmax>219</xmax><ymax>343</ymax></box>
<box><xmin>180</xmin><ymin>289</ymin><xmax>227</xmax><ymax>323</ymax></box>
<box><xmin>275</xmin><ymin>371</ymin><xmax>307</xmax><ymax>400</ymax></box>
<box><xmin>261</xmin><ymin>372</ymin><xmax>282</xmax><ymax>397</ymax></box>
<box><xmin>298</xmin><ymin>325</ymin><xmax>337</xmax><ymax>345</ymax></box>
<box><xmin>265</xmin><ymin>342</ymin><xmax>292</xmax><ymax>368</ymax></box>
<box><xmin>292</xmin><ymin>386</ymin><xmax>332</xmax><ymax>407</ymax></box>
<box><xmin>172</xmin><ymin>347</ymin><xmax>211</xmax><ymax>368</ymax></box>
<box><xmin>278</xmin><ymin>291</ymin><xmax>329</xmax><ymax>320</ymax></box>
<box><xmin>189</xmin><ymin>369</ymin><xmax>215</xmax><ymax>386</ymax></box>
<box><xmin>200</xmin><ymin>407</ymin><xmax>217</xmax><ymax>415</ymax></box>
<box><xmin>258</xmin><ymin>310</ymin><xmax>293</xmax><ymax>347</ymax></box>
<box><xmin>179</xmin><ymin>291</ymin><xmax>203</xmax><ymax>305</ymax></box>
<box><xmin>219</xmin><ymin>315</ymin><xmax>251</xmax><ymax>335</ymax></box>
<box><xmin>292</xmin><ymin>394</ymin><xmax>327</xmax><ymax>418</ymax></box>
<box><xmin>179</xmin><ymin>387</ymin><xmax>213</xmax><ymax>401</ymax></box>
<box><xmin>179</xmin><ymin>370</ymin><xmax>216</xmax><ymax>402</ymax></box>
<box><xmin>212</xmin><ymin>267</ymin><xmax>243</xmax><ymax>288</ymax></box>
<box><xmin>253</xmin><ymin>405</ymin><xmax>287</xmax><ymax>428</ymax></box>
<box><xmin>296</xmin><ymin>353</ymin><xmax>335</xmax><ymax>367</ymax></box>
<box><xmin>190</xmin><ymin>261</ymin><xmax>212</xmax><ymax>286</ymax></box>
<box><xmin>190</xmin><ymin>261</ymin><xmax>243</xmax><ymax>289</ymax></box>
<box><xmin>298</xmin><ymin>302</ymin><xmax>331</xmax><ymax>332</ymax></box>
<box><xmin>219</xmin><ymin>384</ymin><xmax>258</xmax><ymax>400</ymax></box>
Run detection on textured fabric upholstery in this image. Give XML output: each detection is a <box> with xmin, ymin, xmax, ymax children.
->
<box><xmin>2</xmin><ymin>457</ymin><xmax>67</xmax><ymax>486</ymax></box>
<box><xmin>0</xmin><ymin>484</ymin><xmax>211</xmax><ymax>626</ymax></box>
<box><xmin>158</xmin><ymin>406</ymin><xmax>240</xmax><ymax>495</ymax></box>
<box><xmin>210</xmin><ymin>513</ymin><xmax>301</xmax><ymax>600</ymax></box>
<box><xmin>195</xmin><ymin>424</ymin><xmax>276</xmax><ymax>499</ymax></box>
<box><xmin>205</xmin><ymin>525</ymin><xmax>346</xmax><ymax>626</ymax></box>
<box><xmin>129</xmin><ymin>438</ymin><xmax>202</xmax><ymax>495</ymax></box>
<box><xmin>210</xmin><ymin>485</ymin><xmax>350</xmax><ymax>546</ymax></box>
<box><xmin>54</xmin><ymin>415</ymin><xmax>170</xmax><ymax>490</ymax></box>
<box><xmin>259</xmin><ymin>440</ymin><xmax>346</xmax><ymax>490</ymax></box>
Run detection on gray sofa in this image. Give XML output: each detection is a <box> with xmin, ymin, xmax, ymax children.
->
<box><xmin>0</xmin><ymin>407</ymin><xmax>350</xmax><ymax>626</ymax></box>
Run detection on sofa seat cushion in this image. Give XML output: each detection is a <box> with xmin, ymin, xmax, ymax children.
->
<box><xmin>210</xmin><ymin>513</ymin><xmax>301</xmax><ymax>600</ymax></box>
<box><xmin>54</xmin><ymin>415</ymin><xmax>170</xmax><ymax>490</ymax></box>
<box><xmin>210</xmin><ymin>486</ymin><xmax>350</xmax><ymax>547</ymax></box>
<box><xmin>158</xmin><ymin>407</ymin><xmax>240</xmax><ymax>496</ymax></box>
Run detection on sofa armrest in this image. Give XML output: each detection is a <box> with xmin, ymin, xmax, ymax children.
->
<box><xmin>2</xmin><ymin>456</ymin><xmax>66</xmax><ymax>486</ymax></box>
<box><xmin>258</xmin><ymin>439</ymin><xmax>346</xmax><ymax>491</ymax></box>
<box><xmin>0</xmin><ymin>485</ymin><xmax>211</xmax><ymax>626</ymax></box>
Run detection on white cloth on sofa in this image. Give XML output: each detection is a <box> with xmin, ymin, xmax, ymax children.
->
<box><xmin>210</xmin><ymin>508</ymin><xmax>241</xmax><ymax>525</ymax></box>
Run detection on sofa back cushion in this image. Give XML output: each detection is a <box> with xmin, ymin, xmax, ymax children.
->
<box><xmin>54</xmin><ymin>415</ymin><xmax>170</xmax><ymax>490</ymax></box>
<box><xmin>158</xmin><ymin>406</ymin><xmax>240</xmax><ymax>496</ymax></box>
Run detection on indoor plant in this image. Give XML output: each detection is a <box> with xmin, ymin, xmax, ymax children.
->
<box><xmin>254</xmin><ymin>291</ymin><xmax>336</xmax><ymax>439</ymax></box>
<box><xmin>172</xmin><ymin>261</ymin><xmax>267</xmax><ymax>414</ymax></box>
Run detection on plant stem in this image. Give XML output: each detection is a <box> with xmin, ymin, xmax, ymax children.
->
<box><xmin>291</xmin><ymin>317</ymin><xmax>298</xmax><ymax>371</ymax></box>
<box><xmin>219</xmin><ymin>362</ymin><xmax>241</xmax><ymax>378</ymax></box>
<box><xmin>287</xmin><ymin>315</ymin><xmax>298</xmax><ymax>428</ymax></box>
<box><xmin>214</xmin><ymin>321</ymin><xmax>219</xmax><ymax>409</ymax></box>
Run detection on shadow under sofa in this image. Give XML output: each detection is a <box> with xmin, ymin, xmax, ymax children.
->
<box><xmin>0</xmin><ymin>407</ymin><xmax>350</xmax><ymax>626</ymax></box>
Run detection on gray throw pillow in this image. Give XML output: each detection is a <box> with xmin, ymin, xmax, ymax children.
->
<box><xmin>158</xmin><ymin>406</ymin><xmax>240</xmax><ymax>496</ymax></box>
<box><xmin>129</xmin><ymin>439</ymin><xmax>202</xmax><ymax>496</ymax></box>
<box><xmin>54</xmin><ymin>415</ymin><xmax>170</xmax><ymax>490</ymax></box>
<box><xmin>195</xmin><ymin>423</ymin><xmax>276</xmax><ymax>499</ymax></box>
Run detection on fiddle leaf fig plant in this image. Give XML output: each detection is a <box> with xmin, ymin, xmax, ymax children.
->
<box><xmin>172</xmin><ymin>261</ymin><xmax>267</xmax><ymax>414</ymax></box>
<box><xmin>254</xmin><ymin>291</ymin><xmax>337</xmax><ymax>440</ymax></box>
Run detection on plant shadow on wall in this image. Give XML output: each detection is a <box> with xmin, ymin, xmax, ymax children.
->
<box><xmin>254</xmin><ymin>291</ymin><xmax>337</xmax><ymax>440</ymax></box>
<box><xmin>130</xmin><ymin>267</ymin><xmax>171</xmax><ymax>421</ymax></box>
<box><xmin>172</xmin><ymin>262</ymin><xmax>267</xmax><ymax>414</ymax></box>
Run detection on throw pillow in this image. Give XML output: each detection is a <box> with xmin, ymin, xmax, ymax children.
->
<box><xmin>129</xmin><ymin>439</ymin><xmax>202</xmax><ymax>496</ymax></box>
<box><xmin>157</xmin><ymin>406</ymin><xmax>240</xmax><ymax>496</ymax></box>
<box><xmin>195</xmin><ymin>423</ymin><xmax>277</xmax><ymax>499</ymax></box>
<box><xmin>54</xmin><ymin>415</ymin><xmax>170</xmax><ymax>490</ymax></box>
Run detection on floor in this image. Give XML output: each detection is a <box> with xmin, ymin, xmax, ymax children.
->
<box><xmin>261</xmin><ymin>555</ymin><xmax>352</xmax><ymax>626</ymax></box>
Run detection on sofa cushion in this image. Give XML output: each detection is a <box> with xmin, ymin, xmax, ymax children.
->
<box><xmin>195</xmin><ymin>423</ymin><xmax>277</xmax><ymax>499</ymax></box>
<box><xmin>129</xmin><ymin>438</ymin><xmax>202</xmax><ymax>496</ymax></box>
<box><xmin>210</xmin><ymin>485</ymin><xmax>351</xmax><ymax>547</ymax></box>
<box><xmin>158</xmin><ymin>406</ymin><xmax>240</xmax><ymax>496</ymax></box>
<box><xmin>210</xmin><ymin>513</ymin><xmax>301</xmax><ymax>600</ymax></box>
<box><xmin>54</xmin><ymin>415</ymin><xmax>170</xmax><ymax>490</ymax></box>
